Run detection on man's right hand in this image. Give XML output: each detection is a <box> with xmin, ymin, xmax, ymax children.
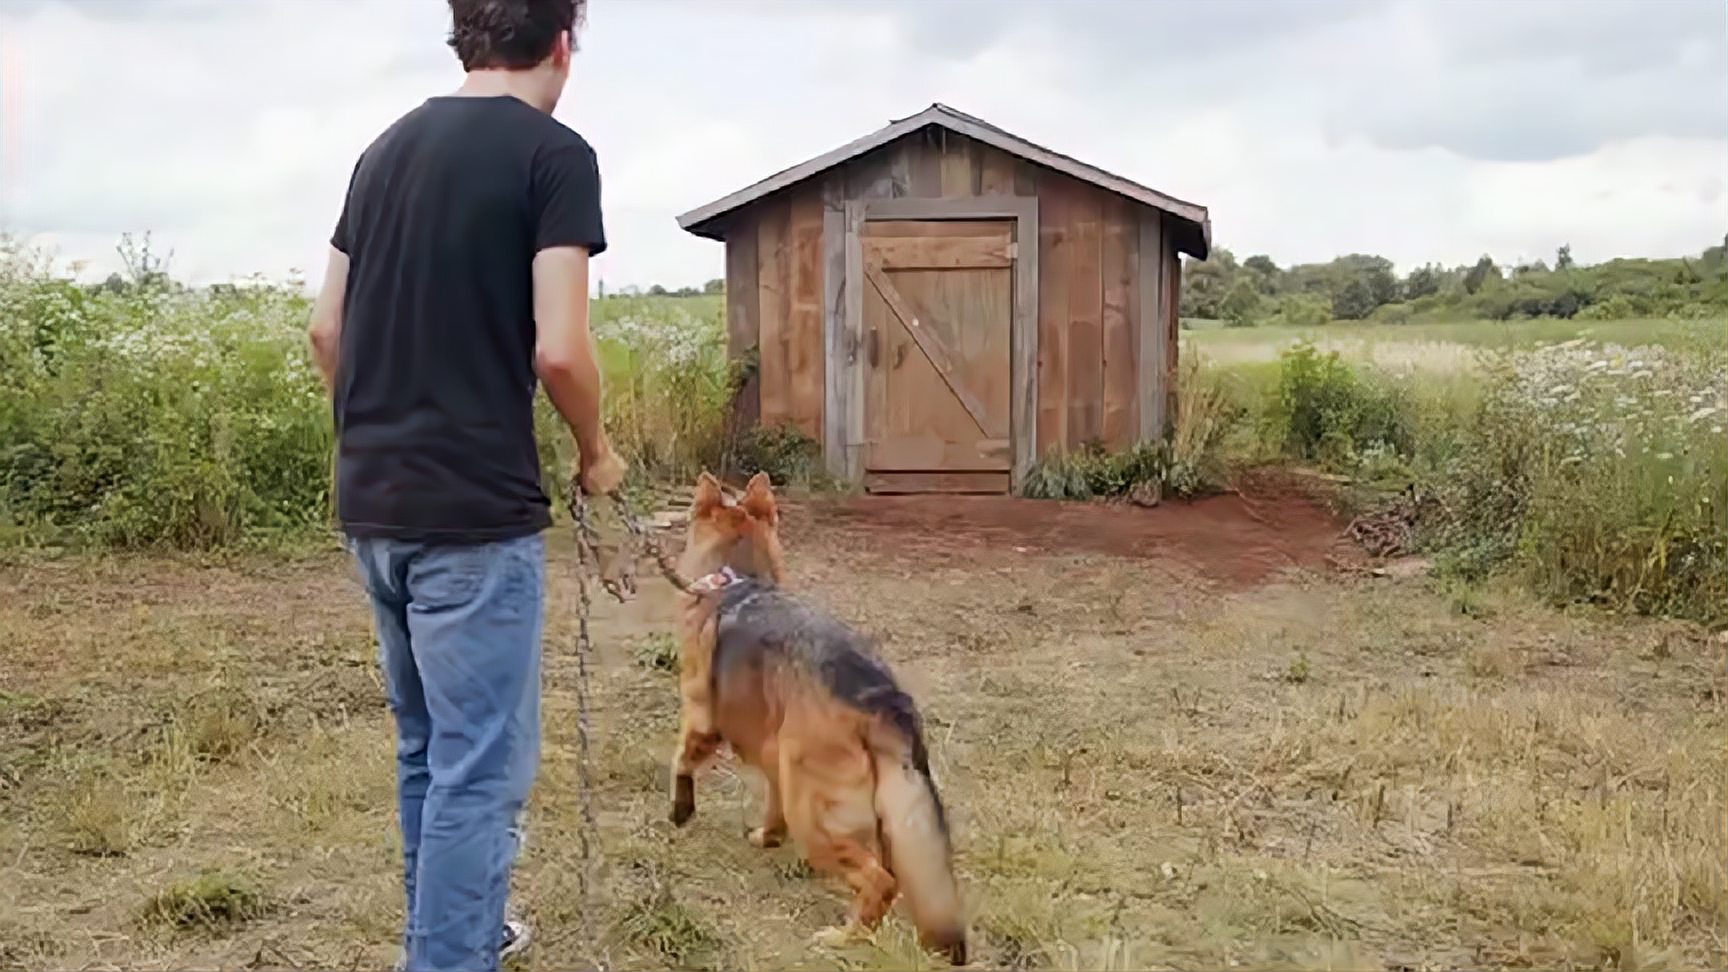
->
<box><xmin>578</xmin><ymin>447</ymin><xmax>628</xmax><ymax>496</ymax></box>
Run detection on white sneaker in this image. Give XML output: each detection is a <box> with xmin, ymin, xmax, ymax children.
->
<box><xmin>390</xmin><ymin>919</ymin><xmax>532</xmax><ymax>971</ymax></box>
<box><xmin>499</xmin><ymin>918</ymin><xmax>533</xmax><ymax>962</ymax></box>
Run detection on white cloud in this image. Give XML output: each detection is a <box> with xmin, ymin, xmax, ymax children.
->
<box><xmin>1</xmin><ymin>0</ymin><xmax>1723</xmax><ymax>291</ymax></box>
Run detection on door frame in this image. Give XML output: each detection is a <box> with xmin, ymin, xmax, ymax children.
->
<box><xmin>824</xmin><ymin>195</ymin><xmax>1040</xmax><ymax>492</ymax></box>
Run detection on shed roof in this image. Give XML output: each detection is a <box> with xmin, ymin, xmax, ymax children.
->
<box><xmin>676</xmin><ymin>103</ymin><xmax>1212</xmax><ymax>259</ymax></box>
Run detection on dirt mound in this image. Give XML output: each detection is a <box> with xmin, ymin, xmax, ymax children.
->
<box><xmin>801</xmin><ymin>481</ymin><xmax>1359</xmax><ymax>588</ymax></box>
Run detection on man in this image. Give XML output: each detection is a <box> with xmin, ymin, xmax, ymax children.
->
<box><xmin>306</xmin><ymin>2</ymin><xmax>622</xmax><ymax>969</ymax></box>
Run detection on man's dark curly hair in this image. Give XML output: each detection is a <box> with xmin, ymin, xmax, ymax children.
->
<box><xmin>447</xmin><ymin>0</ymin><xmax>588</xmax><ymax>71</ymax></box>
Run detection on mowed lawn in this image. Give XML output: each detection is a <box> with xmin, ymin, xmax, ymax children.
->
<box><xmin>3</xmin><ymin>486</ymin><xmax>1724</xmax><ymax>971</ymax></box>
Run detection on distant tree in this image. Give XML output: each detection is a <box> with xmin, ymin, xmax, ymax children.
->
<box><xmin>1242</xmin><ymin>254</ymin><xmax>1280</xmax><ymax>294</ymax></box>
<box><xmin>1463</xmin><ymin>255</ymin><xmax>1499</xmax><ymax>295</ymax></box>
<box><xmin>1555</xmin><ymin>244</ymin><xmax>1574</xmax><ymax>271</ymax></box>
<box><xmin>703</xmin><ymin>277</ymin><xmax>724</xmax><ymax>295</ymax></box>
<box><xmin>1332</xmin><ymin>277</ymin><xmax>1376</xmax><ymax>320</ymax></box>
<box><xmin>1333</xmin><ymin>254</ymin><xmax>1399</xmax><ymax>308</ymax></box>
<box><xmin>1220</xmin><ymin>278</ymin><xmax>1264</xmax><ymax>327</ymax></box>
<box><xmin>1404</xmin><ymin>263</ymin><xmax>1442</xmax><ymax>299</ymax></box>
<box><xmin>1181</xmin><ymin>247</ymin><xmax>1238</xmax><ymax>319</ymax></box>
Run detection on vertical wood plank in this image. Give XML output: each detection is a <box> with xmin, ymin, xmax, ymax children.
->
<box><xmin>756</xmin><ymin>199</ymin><xmax>791</xmax><ymax>428</ymax></box>
<box><xmin>1065</xmin><ymin>184</ymin><xmax>1104</xmax><ymax>449</ymax></box>
<box><xmin>1012</xmin><ymin>198</ymin><xmax>1040</xmax><ymax>491</ymax></box>
<box><xmin>787</xmin><ymin>188</ymin><xmax>825</xmax><ymax>439</ymax></box>
<box><xmin>979</xmin><ymin>146</ymin><xmax>1017</xmax><ymax>196</ymax></box>
<box><xmin>822</xmin><ymin>178</ymin><xmax>848</xmax><ymax>480</ymax></box>
<box><xmin>1100</xmin><ymin>196</ymin><xmax>1136</xmax><ymax>449</ymax></box>
<box><xmin>940</xmin><ymin>134</ymin><xmax>979</xmax><ymax>197</ymax></box>
<box><xmin>904</xmin><ymin>133</ymin><xmax>944</xmax><ymax>198</ymax></box>
<box><xmin>725</xmin><ymin>224</ymin><xmax>760</xmax><ymax>436</ymax></box>
<box><xmin>843</xmin><ymin>201</ymin><xmax>867</xmax><ymax>480</ymax></box>
<box><xmin>1136</xmin><ymin>212</ymin><xmax>1166</xmax><ymax>441</ymax></box>
<box><xmin>846</xmin><ymin>149</ymin><xmax>896</xmax><ymax>200</ymax></box>
<box><xmin>1036</xmin><ymin>178</ymin><xmax>1071</xmax><ymax>456</ymax></box>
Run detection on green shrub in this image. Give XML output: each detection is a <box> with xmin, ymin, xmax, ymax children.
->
<box><xmin>1264</xmin><ymin>341</ymin><xmax>1415</xmax><ymax>468</ymax></box>
<box><xmin>1268</xmin><ymin>293</ymin><xmax>1332</xmax><ymax>329</ymax></box>
<box><xmin>724</xmin><ymin>422</ymin><xmax>831</xmax><ymax>491</ymax></box>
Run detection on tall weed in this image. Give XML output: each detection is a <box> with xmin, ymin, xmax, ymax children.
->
<box><xmin>1431</xmin><ymin>336</ymin><xmax>1728</xmax><ymax>621</ymax></box>
<box><xmin>1</xmin><ymin>240</ymin><xmax>739</xmax><ymax>547</ymax></box>
<box><xmin>1023</xmin><ymin>356</ymin><xmax>1239</xmax><ymax>502</ymax></box>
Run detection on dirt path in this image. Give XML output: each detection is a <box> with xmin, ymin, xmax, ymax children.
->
<box><xmin>805</xmin><ymin>485</ymin><xmax>1358</xmax><ymax>586</ymax></box>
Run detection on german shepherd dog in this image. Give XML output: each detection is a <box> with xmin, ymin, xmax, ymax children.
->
<box><xmin>666</xmin><ymin>472</ymin><xmax>967</xmax><ymax>964</ymax></box>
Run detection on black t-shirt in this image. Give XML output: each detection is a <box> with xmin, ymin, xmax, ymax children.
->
<box><xmin>329</xmin><ymin>94</ymin><xmax>605</xmax><ymax>543</ymax></box>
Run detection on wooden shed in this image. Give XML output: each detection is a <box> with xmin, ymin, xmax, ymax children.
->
<box><xmin>676</xmin><ymin>103</ymin><xmax>1211</xmax><ymax>494</ymax></box>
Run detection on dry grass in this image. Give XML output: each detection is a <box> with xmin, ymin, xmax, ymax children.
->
<box><xmin>1</xmin><ymin>509</ymin><xmax>1725</xmax><ymax>971</ymax></box>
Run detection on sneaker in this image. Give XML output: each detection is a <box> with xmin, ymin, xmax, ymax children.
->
<box><xmin>499</xmin><ymin>918</ymin><xmax>533</xmax><ymax>962</ymax></box>
<box><xmin>390</xmin><ymin>919</ymin><xmax>532</xmax><ymax>972</ymax></box>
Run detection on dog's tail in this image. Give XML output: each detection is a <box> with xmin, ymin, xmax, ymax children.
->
<box><xmin>867</xmin><ymin>696</ymin><xmax>967</xmax><ymax>965</ymax></box>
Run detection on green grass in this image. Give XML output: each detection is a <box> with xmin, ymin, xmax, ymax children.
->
<box><xmin>1187</xmin><ymin>317</ymin><xmax>1728</xmax><ymax>372</ymax></box>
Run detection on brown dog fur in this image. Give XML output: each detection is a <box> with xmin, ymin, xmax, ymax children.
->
<box><xmin>667</xmin><ymin>472</ymin><xmax>967</xmax><ymax>964</ymax></box>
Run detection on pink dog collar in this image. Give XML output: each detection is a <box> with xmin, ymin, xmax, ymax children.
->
<box><xmin>689</xmin><ymin>566</ymin><xmax>742</xmax><ymax>594</ymax></box>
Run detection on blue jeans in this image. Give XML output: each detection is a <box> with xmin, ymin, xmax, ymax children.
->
<box><xmin>349</xmin><ymin>532</ymin><xmax>546</xmax><ymax>972</ymax></box>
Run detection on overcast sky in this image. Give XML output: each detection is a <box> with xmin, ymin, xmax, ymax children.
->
<box><xmin>2</xmin><ymin>0</ymin><xmax>1724</xmax><ymax>291</ymax></box>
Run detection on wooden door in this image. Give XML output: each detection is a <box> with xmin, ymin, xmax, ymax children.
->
<box><xmin>861</xmin><ymin>219</ymin><xmax>1016</xmax><ymax>494</ymax></box>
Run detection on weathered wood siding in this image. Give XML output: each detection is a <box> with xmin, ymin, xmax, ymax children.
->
<box><xmin>720</xmin><ymin>128</ymin><xmax>1183</xmax><ymax>475</ymax></box>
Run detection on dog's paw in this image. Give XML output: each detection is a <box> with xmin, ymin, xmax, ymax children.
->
<box><xmin>670</xmin><ymin>775</ymin><xmax>695</xmax><ymax>827</ymax></box>
<box><xmin>811</xmin><ymin>924</ymin><xmax>861</xmax><ymax>949</ymax></box>
<box><xmin>747</xmin><ymin>826</ymin><xmax>785</xmax><ymax>849</ymax></box>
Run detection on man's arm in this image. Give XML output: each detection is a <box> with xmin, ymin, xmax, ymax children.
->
<box><xmin>532</xmin><ymin>245</ymin><xmax>605</xmax><ymax>456</ymax></box>
<box><xmin>531</xmin><ymin>135</ymin><xmax>623</xmax><ymax>495</ymax></box>
<box><xmin>533</xmin><ymin>245</ymin><xmax>624</xmax><ymax>494</ymax></box>
<box><xmin>308</xmin><ymin>245</ymin><xmax>349</xmax><ymax>392</ymax></box>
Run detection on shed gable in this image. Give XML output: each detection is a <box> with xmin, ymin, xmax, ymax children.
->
<box><xmin>678</xmin><ymin>104</ymin><xmax>1211</xmax><ymax>260</ymax></box>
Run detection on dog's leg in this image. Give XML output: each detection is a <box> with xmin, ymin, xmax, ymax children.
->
<box><xmin>669</xmin><ymin>715</ymin><xmax>720</xmax><ymax>826</ymax></box>
<box><xmin>670</xmin><ymin>604</ymin><xmax>722</xmax><ymax>827</ymax></box>
<box><xmin>806</xmin><ymin>836</ymin><xmax>898</xmax><ymax>946</ymax></box>
<box><xmin>782</xmin><ymin>743</ymin><xmax>897</xmax><ymax>944</ymax></box>
<box><xmin>748</xmin><ymin>737</ymin><xmax>787</xmax><ymax>848</ymax></box>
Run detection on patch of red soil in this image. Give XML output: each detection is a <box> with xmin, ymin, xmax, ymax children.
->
<box><xmin>797</xmin><ymin>481</ymin><xmax>1360</xmax><ymax>588</ymax></box>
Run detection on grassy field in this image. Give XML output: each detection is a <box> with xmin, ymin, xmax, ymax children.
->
<box><xmin>4</xmin><ymin>485</ymin><xmax>1726</xmax><ymax>971</ymax></box>
<box><xmin>4</xmin><ymin>245</ymin><xmax>1726</xmax><ymax>970</ymax></box>
<box><xmin>1185</xmin><ymin>317</ymin><xmax>1728</xmax><ymax>372</ymax></box>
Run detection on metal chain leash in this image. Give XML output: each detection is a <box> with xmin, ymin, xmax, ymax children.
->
<box><xmin>566</xmin><ymin>486</ymin><xmax>606</xmax><ymax>970</ymax></box>
<box><xmin>563</xmin><ymin>482</ymin><xmax>695</xmax><ymax>970</ymax></box>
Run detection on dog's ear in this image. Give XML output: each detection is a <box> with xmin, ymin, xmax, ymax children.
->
<box><xmin>693</xmin><ymin>471</ymin><xmax>724</xmax><ymax>517</ymax></box>
<box><xmin>742</xmin><ymin>471</ymin><xmax>778</xmax><ymax>524</ymax></box>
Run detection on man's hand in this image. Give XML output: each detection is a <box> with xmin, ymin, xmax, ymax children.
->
<box><xmin>577</xmin><ymin>445</ymin><xmax>628</xmax><ymax>496</ymax></box>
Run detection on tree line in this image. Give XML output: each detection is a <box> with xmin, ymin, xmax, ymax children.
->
<box><xmin>1181</xmin><ymin>237</ymin><xmax>1728</xmax><ymax>327</ymax></box>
